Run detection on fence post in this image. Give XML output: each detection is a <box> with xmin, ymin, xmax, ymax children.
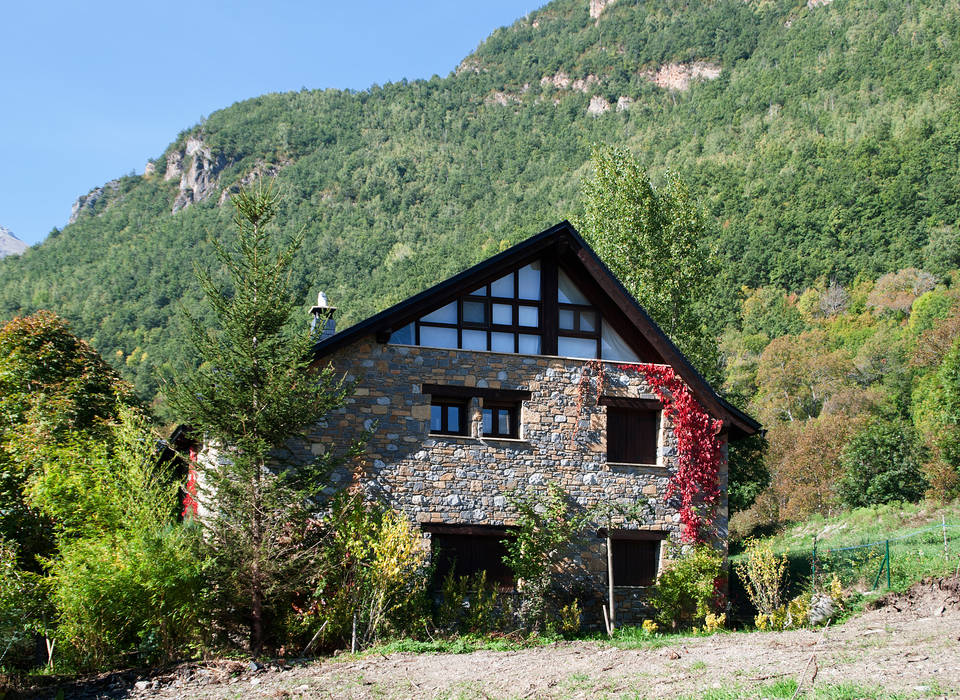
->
<box><xmin>943</xmin><ymin>515</ymin><xmax>949</xmax><ymax>564</ymax></box>
<box><xmin>811</xmin><ymin>536</ymin><xmax>817</xmax><ymax>595</ymax></box>
<box><xmin>886</xmin><ymin>539</ymin><xmax>891</xmax><ymax>589</ymax></box>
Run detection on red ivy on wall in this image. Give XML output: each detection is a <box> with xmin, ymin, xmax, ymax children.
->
<box><xmin>578</xmin><ymin>361</ymin><xmax>724</xmax><ymax>543</ymax></box>
<box><xmin>182</xmin><ymin>447</ymin><xmax>200</xmax><ymax>518</ymax></box>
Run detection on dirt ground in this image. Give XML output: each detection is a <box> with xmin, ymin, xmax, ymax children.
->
<box><xmin>18</xmin><ymin>578</ymin><xmax>960</xmax><ymax>699</ymax></box>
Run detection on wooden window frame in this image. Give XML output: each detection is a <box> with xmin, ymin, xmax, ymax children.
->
<box><xmin>481</xmin><ymin>400</ymin><xmax>520</xmax><ymax>439</ymax></box>
<box><xmin>424</xmin><ymin>525</ymin><xmax>517</xmax><ymax>589</ymax></box>
<box><xmin>611</xmin><ymin>537</ymin><xmax>661</xmax><ymax>587</ymax></box>
<box><xmin>430</xmin><ymin>398</ymin><xmax>467</xmax><ymax>436</ymax></box>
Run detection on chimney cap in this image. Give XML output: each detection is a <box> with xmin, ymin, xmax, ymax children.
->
<box><xmin>310</xmin><ymin>290</ymin><xmax>337</xmax><ymax>316</ymax></box>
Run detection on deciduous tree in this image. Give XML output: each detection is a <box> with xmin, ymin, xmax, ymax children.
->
<box><xmin>580</xmin><ymin>144</ymin><xmax>720</xmax><ymax>379</ymax></box>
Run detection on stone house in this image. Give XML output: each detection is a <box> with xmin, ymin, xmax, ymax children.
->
<box><xmin>307</xmin><ymin>221</ymin><xmax>760</xmax><ymax>626</ymax></box>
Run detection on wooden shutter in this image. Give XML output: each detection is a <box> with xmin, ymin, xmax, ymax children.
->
<box><xmin>607</xmin><ymin>408</ymin><xmax>658</xmax><ymax>464</ymax></box>
<box><xmin>612</xmin><ymin>539</ymin><xmax>660</xmax><ymax>586</ymax></box>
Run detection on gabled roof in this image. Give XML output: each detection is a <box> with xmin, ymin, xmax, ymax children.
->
<box><xmin>313</xmin><ymin>221</ymin><xmax>760</xmax><ymax>440</ymax></box>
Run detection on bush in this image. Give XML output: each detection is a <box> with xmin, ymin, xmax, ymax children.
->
<box><xmin>50</xmin><ymin>525</ymin><xmax>207</xmax><ymax>669</ymax></box>
<box><xmin>501</xmin><ymin>483</ymin><xmax>591</xmax><ymax>631</ymax></box>
<box><xmin>27</xmin><ymin>408</ymin><xmax>209</xmax><ymax>669</ymax></box>
<box><xmin>837</xmin><ymin>419</ymin><xmax>928</xmax><ymax>508</ymax></box>
<box><xmin>0</xmin><ymin>538</ymin><xmax>48</xmax><ymax>670</ymax></box>
<box><xmin>735</xmin><ymin>539</ymin><xmax>787</xmax><ymax>618</ymax></box>
<box><xmin>648</xmin><ymin>546</ymin><xmax>724</xmax><ymax>630</ymax></box>
<box><xmin>301</xmin><ymin>493</ymin><xmax>428</xmax><ymax>650</ymax></box>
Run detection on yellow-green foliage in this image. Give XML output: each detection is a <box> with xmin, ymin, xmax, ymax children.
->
<box><xmin>305</xmin><ymin>494</ymin><xmax>428</xmax><ymax>649</ymax></box>
<box><xmin>557</xmin><ymin>599</ymin><xmax>582</xmax><ymax>635</ymax></box>
<box><xmin>736</xmin><ymin>539</ymin><xmax>787</xmax><ymax>617</ymax></box>
<box><xmin>755</xmin><ymin>593</ymin><xmax>809</xmax><ymax>631</ymax></box>
<box><xmin>649</xmin><ymin>545</ymin><xmax>724</xmax><ymax>630</ymax></box>
<box><xmin>703</xmin><ymin>612</ymin><xmax>726</xmax><ymax>633</ymax></box>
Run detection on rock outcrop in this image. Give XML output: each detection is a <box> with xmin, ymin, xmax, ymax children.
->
<box><xmin>69</xmin><ymin>180</ymin><xmax>120</xmax><ymax>224</ymax></box>
<box><xmin>589</xmin><ymin>0</ymin><xmax>616</xmax><ymax>20</ymax></box>
<box><xmin>168</xmin><ymin>137</ymin><xmax>227</xmax><ymax>214</ymax></box>
<box><xmin>643</xmin><ymin>61</ymin><xmax>721</xmax><ymax>92</ymax></box>
<box><xmin>0</xmin><ymin>226</ymin><xmax>28</xmax><ymax>258</ymax></box>
<box><xmin>541</xmin><ymin>72</ymin><xmax>599</xmax><ymax>93</ymax></box>
<box><xmin>587</xmin><ymin>96</ymin><xmax>611</xmax><ymax>116</ymax></box>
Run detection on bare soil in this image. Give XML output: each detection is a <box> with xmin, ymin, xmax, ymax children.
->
<box><xmin>16</xmin><ymin>578</ymin><xmax>960</xmax><ymax>699</ymax></box>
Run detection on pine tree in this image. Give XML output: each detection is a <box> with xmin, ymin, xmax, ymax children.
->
<box><xmin>164</xmin><ymin>182</ymin><xmax>354</xmax><ymax>655</ymax></box>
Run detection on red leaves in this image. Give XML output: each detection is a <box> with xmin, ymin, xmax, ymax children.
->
<box><xmin>613</xmin><ymin>363</ymin><xmax>723</xmax><ymax>543</ymax></box>
<box><xmin>182</xmin><ymin>447</ymin><xmax>199</xmax><ymax>518</ymax></box>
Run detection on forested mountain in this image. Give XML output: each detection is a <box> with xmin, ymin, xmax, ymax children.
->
<box><xmin>1</xmin><ymin>0</ymin><xmax>958</xmax><ymax>403</ymax></box>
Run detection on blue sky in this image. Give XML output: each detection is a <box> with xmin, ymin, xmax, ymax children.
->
<box><xmin>0</xmin><ymin>1</ymin><xmax>544</xmax><ymax>246</ymax></box>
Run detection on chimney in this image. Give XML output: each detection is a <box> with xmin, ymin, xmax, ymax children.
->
<box><xmin>310</xmin><ymin>291</ymin><xmax>337</xmax><ymax>341</ymax></box>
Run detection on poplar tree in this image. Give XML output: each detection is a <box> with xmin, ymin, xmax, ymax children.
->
<box><xmin>164</xmin><ymin>182</ymin><xmax>353</xmax><ymax>655</ymax></box>
<box><xmin>580</xmin><ymin>144</ymin><xmax>720</xmax><ymax>381</ymax></box>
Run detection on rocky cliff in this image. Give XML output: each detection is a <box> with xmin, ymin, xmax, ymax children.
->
<box><xmin>0</xmin><ymin>226</ymin><xmax>28</xmax><ymax>258</ymax></box>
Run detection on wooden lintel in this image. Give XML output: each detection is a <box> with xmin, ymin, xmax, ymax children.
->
<box><xmin>422</xmin><ymin>383</ymin><xmax>531</xmax><ymax>401</ymax></box>
<box><xmin>598</xmin><ymin>396</ymin><xmax>662</xmax><ymax>410</ymax></box>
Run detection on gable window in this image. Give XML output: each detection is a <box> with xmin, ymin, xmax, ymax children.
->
<box><xmin>428</xmin><ymin>527</ymin><xmax>515</xmax><ymax>588</ymax></box>
<box><xmin>602</xmin><ymin>398</ymin><xmax>661</xmax><ymax>465</ymax></box>
<box><xmin>612</xmin><ymin>538</ymin><xmax>661</xmax><ymax>587</ymax></box>
<box><xmin>387</xmin><ymin>258</ymin><xmax>642</xmax><ymax>363</ymax></box>
<box><xmin>558</xmin><ymin>268</ymin><xmax>601</xmax><ymax>359</ymax></box>
<box><xmin>430</xmin><ymin>399</ymin><xmax>466</xmax><ymax>436</ymax></box>
<box><xmin>482</xmin><ymin>401</ymin><xmax>520</xmax><ymax>439</ymax></box>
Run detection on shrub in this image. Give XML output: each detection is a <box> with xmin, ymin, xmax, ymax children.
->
<box><xmin>502</xmin><ymin>483</ymin><xmax>591</xmax><ymax>630</ymax></box>
<box><xmin>302</xmin><ymin>494</ymin><xmax>428</xmax><ymax>650</ymax></box>
<box><xmin>735</xmin><ymin>539</ymin><xmax>787</xmax><ymax>618</ymax></box>
<box><xmin>837</xmin><ymin>419</ymin><xmax>928</xmax><ymax>508</ymax></box>
<box><xmin>26</xmin><ymin>408</ymin><xmax>209</xmax><ymax>669</ymax></box>
<box><xmin>51</xmin><ymin>525</ymin><xmax>207</xmax><ymax>669</ymax></box>
<box><xmin>648</xmin><ymin>546</ymin><xmax>724</xmax><ymax>630</ymax></box>
<box><xmin>0</xmin><ymin>538</ymin><xmax>48</xmax><ymax>669</ymax></box>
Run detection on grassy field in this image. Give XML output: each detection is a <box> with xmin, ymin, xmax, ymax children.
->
<box><xmin>731</xmin><ymin>500</ymin><xmax>960</xmax><ymax>608</ymax></box>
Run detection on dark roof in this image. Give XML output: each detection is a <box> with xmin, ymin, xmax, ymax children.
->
<box><xmin>312</xmin><ymin>221</ymin><xmax>760</xmax><ymax>439</ymax></box>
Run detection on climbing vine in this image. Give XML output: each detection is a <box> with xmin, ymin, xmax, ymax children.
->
<box><xmin>576</xmin><ymin>361</ymin><xmax>724</xmax><ymax>543</ymax></box>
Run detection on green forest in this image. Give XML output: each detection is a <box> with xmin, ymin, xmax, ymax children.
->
<box><xmin>1</xmin><ymin>0</ymin><xmax>958</xmax><ymax>406</ymax></box>
<box><xmin>3</xmin><ymin>0</ymin><xmax>960</xmax><ymax>677</ymax></box>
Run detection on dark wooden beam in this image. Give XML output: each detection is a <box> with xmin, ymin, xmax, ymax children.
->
<box><xmin>421</xmin><ymin>524</ymin><xmax>517</xmax><ymax>536</ymax></box>
<box><xmin>598</xmin><ymin>396</ymin><xmax>662</xmax><ymax>411</ymax></box>
<box><xmin>596</xmin><ymin>528</ymin><xmax>668</xmax><ymax>541</ymax></box>
<box><xmin>422</xmin><ymin>383</ymin><xmax>532</xmax><ymax>401</ymax></box>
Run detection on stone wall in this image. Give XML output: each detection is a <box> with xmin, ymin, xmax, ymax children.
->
<box><xmin>304</xmin><ymin>336</ymin><xmax>729</xmax><ymax>627</ymax></box>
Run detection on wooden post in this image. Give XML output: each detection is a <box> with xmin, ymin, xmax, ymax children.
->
<box><xmin>351</xmin><ymin>613</ymin><xmax>357</xmax><ymax>654</ymax></box>
<box><xmin>606</xmin><ymin>535</ymin><xmax>616</xmax><ymax>634</ymax></box>
<box><xmin>943</xmin><ymin>515</ymin><xmax>949</xmax><ymax>564</ymax></box>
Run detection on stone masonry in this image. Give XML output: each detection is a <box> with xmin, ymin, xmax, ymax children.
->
<box><xmin>305</xmin><ymin>336</ymin><xmax>730</xmax><ymax>627</ymax></box>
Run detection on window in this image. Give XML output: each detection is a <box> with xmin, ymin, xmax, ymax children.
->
<box><xmin>612</xmin><ymin>538</ymin><xmax>660</xmax><ymax>586</ymax></box>
<box><xmin>482</xmin><ymin>401</ymin><xmax>519</xmax><ymax>438</ymax></box>
<box><xmin>558</xmin><ymin>268</ymin><xmax>601</xmax><ymax>358</ymax></box>
<box><xmin>409</xmin><ymin>262</ymin><xmax>543</xmax><ymax>355</ymax></box>
<box><xmin>388</xmin><ymin>258</ymin><xmax>645</xmax><ymax>362</ymax></box>
<box><xmin>430</xmin><ymin>399</ymin><xmax>466</xmax><ymax>436</ymax></box>
<box><xmin>430</xmin><ymin>530</ymin><xmax>515</xmax><ymax>587</ymax></box>
<box><xmin>607</xmin><ymin>407</ymin><xmax>659</xmax><ymax>464</ymax></box>
<box><xmin>423</xmin><ymin>385</ymin><xmax>531</xmax><ymax>440</ymax></box>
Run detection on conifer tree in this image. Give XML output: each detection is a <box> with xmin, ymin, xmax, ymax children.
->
<box><xmin>164</xmin><ymin>182</ymin><xmax>353</xmax><ymax>655</ymax></box>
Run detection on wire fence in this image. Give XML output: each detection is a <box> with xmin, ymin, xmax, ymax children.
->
<box><xmin>797</xmin><ymin>518</ymin><xmax>960</xmax><ymax>594</ymax></box>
